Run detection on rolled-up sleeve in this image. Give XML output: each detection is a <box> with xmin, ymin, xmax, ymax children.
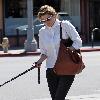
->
<box><xmin>38</xmin><ymin>31</ymin><xmax>47</xmax><ymax>56</ymax></box>
<box><xmin>65</xmin><ymin>21</ymin><xmax>82</xmax><ymax>49</ymax></box>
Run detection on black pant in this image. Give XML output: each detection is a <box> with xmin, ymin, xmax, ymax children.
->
<box><xmin>46</xmin><ymin>68</ymin><xmax>75</xmax><ymax>100</ymax></box>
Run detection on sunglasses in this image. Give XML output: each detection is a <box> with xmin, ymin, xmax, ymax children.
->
<box><xmin>40</xmin><ymin>15</ymin><xmax>52</xmax><ymax>23</ymax></box>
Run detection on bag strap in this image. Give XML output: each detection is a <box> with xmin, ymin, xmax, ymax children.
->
<box><xmin>60</xmin><ymin>22</ymin><xmax>62</xmax><ymax>39</ymax></box>
<box><xmin>60</xmin><ymin>22</ymin><xmax>80</xmax><ymax>53</ymax></box>
<box><xmin>60</xmin><ymin>22</ymin><xmax>73</xmax><ymax>47</ymax></box>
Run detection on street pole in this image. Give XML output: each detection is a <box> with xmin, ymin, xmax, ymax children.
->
<box><xmin>24</xmin><ymin>0</ymin><xmax>37</xmax><ymax>52</ymax></box>
<box><xmin>91</xmin><ymin>28</ymin><xmax>99</xmax><ymax>48</ymax></box>
<box><xmin>91</xmin><ymin>30</ymin><xmax>94</xmax><ymax>48</ymax></box>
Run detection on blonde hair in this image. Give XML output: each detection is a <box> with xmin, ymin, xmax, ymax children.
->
<box><xmin>38</xmin><ymin>5</ymin><xmax>57</xmax><ymax>19</ymax></box>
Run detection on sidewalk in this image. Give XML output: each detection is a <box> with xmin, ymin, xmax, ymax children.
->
<box><xmin>0</xmin><ymin>48</ymin><xmax>41</xmax><ymax>57</ymax></box>
<box><xmin>0</xmin><ymin>45</ymin><xmax>100</xmax><ymax>57</ymax></box>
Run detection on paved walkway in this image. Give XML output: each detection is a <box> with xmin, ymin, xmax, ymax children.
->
<box><xmin>0</xmin><ymin>46</ymin><xmax>100</xmax><ymax>57</ymax></box>
<box><xmin>0</xmin><ymin>45</ymin><xmax>100</xmax><ymax>99</ymax></box>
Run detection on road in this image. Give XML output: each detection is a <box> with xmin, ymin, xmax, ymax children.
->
<box><xmin>0</xmin><ymin>51</ymin><xmax>100</xmax><ymax>100</ymax></box>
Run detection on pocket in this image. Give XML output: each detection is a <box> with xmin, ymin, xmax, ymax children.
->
<box><xmin>46</xmin><ymin>68</ymin><xmax>57</xmax><ymax>78</ymax></box>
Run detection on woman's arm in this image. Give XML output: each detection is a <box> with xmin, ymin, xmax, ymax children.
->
<box><xmin>35</xmin><ymin>54</ymin><xmax>47</xmax><ymax>67</ymax></box>
<box><xmin>65</xmin><ymin>21</ymin><xmax>82</xmax><ymax>50</ymax></box>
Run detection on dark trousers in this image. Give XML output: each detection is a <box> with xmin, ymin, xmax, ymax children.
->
<box><xmin>46</xmin><ymin>68</ymin><xmax>75</xmax><ymax>100</ymax></box>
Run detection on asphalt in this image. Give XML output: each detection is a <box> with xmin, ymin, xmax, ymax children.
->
<box><xmin>33</xmin><ymin>94</ymin><xmax>100</xmax><ymax>100</ymax></box>
<box><xmin>0</xmin><ymin>44</ymin><xmax>100</xmax><ymax>100</ymax></box>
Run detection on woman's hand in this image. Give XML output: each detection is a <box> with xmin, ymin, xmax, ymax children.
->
<box><xmin>32</xmin><ymin>54</ymin><xmax>47</xmax><ymax>68</ymax></box>
<box><xmin>34</xmin><ymin>61</ymin><xmax>42</xmax><ymax>68</ymax></box>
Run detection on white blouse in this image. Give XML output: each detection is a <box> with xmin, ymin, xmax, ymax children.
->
<box><xmin>38</xmin><ymin>19</ymin><xmax>82</xmax><ymax>68</ymax></box>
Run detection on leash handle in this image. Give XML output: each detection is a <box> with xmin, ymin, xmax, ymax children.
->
<box><xmin>38</xmin><ymin>68</ymin><xmax>40</xmax><ymax>84</ymax></box>
<box><xmin>35</xmin><ymin>62</ymin><xmax>41</xmax><ymax>84</ymax></box>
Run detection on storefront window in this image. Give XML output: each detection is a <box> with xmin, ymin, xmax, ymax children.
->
<box><xmin>4</xmin><ymin>0</ymin><xmax>61</xmax><ymax>36</ymax></box>
<box><xmin>5</xmin><ymin>0</ymin><xmax>60</xmax><ymax>18</ymax></box>
<box><xmin>5</xmin><ymin>0</ymin><xmax>27</xmax><ymax>18</ymax></box>
<box><xmin>33</xmin><ymin>0</ymin><xmax>61</xmax><ymax>15</ymax></box>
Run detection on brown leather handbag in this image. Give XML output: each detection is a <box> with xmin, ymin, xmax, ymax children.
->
<box><xmin>53</xmin><ymin>23</ymin><xmax>85</xmax><ymax>75</ymax></box>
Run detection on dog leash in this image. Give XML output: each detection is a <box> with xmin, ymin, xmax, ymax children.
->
<box><xmin>0</xmin><ymin>63</ymin><xmax>40</xmax><ymax>87</ymax></box>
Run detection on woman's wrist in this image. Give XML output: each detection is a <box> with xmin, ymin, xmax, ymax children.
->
<box><xmin>35</xmin><ymin>54</ymin><xmax>47</xmax><ymax>67</ymax></box>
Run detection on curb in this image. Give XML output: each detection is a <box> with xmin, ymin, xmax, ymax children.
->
<box><xmin>0</xmin><ymin>52</ymin><xmax>40</xmax><ymax>57</ymax></box>
<box><xmin>0</xmin><ymin>49</ymin><xmax>41</xmax><ymax>57</ymax></box>
<box><xmin>81</xmin><ymin>47</ymin><xmax>100</xmax><ymax>52</ymax></box>
<box><xmin>0</xmin><ymin>47</ymin><xmax>100</xmax><ymax>57</ymax></box>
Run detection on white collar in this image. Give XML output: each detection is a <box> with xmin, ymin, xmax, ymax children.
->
<box><xmin>46</xmin><ymin>19</ymin><xmax>60</xmax><ymax>29</ymax></box>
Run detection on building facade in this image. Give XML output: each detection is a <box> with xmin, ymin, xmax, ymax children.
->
<box><xmin>0</xmin><ymin>0</ymin><xmax>100</xmax><ymax>46</ymax></box>
<box><xmin>0</xmin><ymin>0</ymin><xmax>3</xmax><ymax>41</ymax></box>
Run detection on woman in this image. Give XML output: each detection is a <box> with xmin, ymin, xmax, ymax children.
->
<box><xmin>35</xmin><ymin>5</ymin><xmax>82</xmax><ymax>100</ymax></box>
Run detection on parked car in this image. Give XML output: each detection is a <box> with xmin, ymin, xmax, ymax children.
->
<box><xmin>15</xmin><ymin>17</ymin><xmax>44</xmax><ymax>35</ymax></box>
<box><xmin>16</xmin><ymin>23</ymin><xmax>44</xmax><ymax>35</ymax></box>
<box><xmin>16</xmin><ymin>12</ymin><xmax>73</xmax><ymax>35</ymax></box>
<box><xmin>58</xmin><ymin>12</ymin><xmax>73</xmax><ymax>23</ymax></box>
<box><xmin>58</xmin><ymin>12</ymin><xmax>79</xmax><ymax>32</ymax></box>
